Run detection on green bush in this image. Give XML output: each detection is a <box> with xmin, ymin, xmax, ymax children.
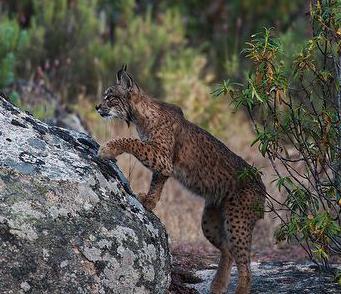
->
<box><xmin>93</xmin><ymin>7</ymin><xmax>186</xmax><ymax>96</ymax></box>
<box><xmin>217</xmin><ymin>1</ymin><xmax>341</xmax><ymax>269</ymax></box>
<box><xmin>22</xmin><ymin>0</ymin><xmax>101</xmax><ymax>100</ymax></box>
<box><xmin>0</xmin><ymin>17</ymin><xmax>29</xmax><ymax>89</ymax></box>
<box><xmin>18</xmin><ymin>1</ymin><xmax>199</xmax><ymax>103</ymax></box>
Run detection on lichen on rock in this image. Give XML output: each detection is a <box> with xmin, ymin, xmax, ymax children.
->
<box><xmin>0</xmin><ymin>95</ymin><xmax>171</xmax><ymax>293</ymax></box>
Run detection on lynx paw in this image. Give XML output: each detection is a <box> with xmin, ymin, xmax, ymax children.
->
<box><xmin>210</xmin><ymin>282</ymin><xmax>228</xmax><ymax>294</ymax></box>
<box><xmin>98</xmin><ymin>142</ymin><xmax>121</xmax><ymax>159</ymax></box>
<box><xmin>138</xmin><ymin>193</ymin><xmax>157</xmax><ymax>211</ymax></box>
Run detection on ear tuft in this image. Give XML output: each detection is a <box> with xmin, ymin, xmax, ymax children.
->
<box><xmin>116</xmin><ymin>64</ymin><xmax>129</xmax><ymax>84</ymax></box>
<box><xmin>116</xmin><ymin>69</ymin><xmax>123</xmax><ymax>83</ymax></box>
<box><xmin>116</xmin><ymin>64</ymin><xmax>134</xmax><ymax>90</ymax></box>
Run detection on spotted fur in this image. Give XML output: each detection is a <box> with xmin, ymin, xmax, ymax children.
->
<box><xmin>96</xmin><ymin>65</ymin><xmax>266</xmax><ymax>294</ymax></box>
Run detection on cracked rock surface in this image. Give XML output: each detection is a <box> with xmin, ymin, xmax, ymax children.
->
<box><xmin>0</xmin><ymin>95</ymin><xmax>171</xmax><ymax>293</ymax></box>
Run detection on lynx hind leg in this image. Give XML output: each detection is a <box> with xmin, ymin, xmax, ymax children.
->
<box><xmin>202</xmin><ymin>204</ymin><xmax>224</xmax><ymax>249</ymax></box>
<box><xmin>202</xmin><ymin>203</ymin><xmax>233</xmax><ymax>294</ymax></box>
<box><xmin>223</xmin><ymin>195</ymin><xmax>259</xmax><ymax>294</ymax></box>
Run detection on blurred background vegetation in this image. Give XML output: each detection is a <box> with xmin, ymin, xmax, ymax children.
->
<box><xmin>0</xmin><ymin>0</ymin><xmax>307</xmax><ymax>130</ymax></box>
<box><xmin>4</xmin><ymin>0</ymin><xmax>338</xmax><ymax>261</ymax></box>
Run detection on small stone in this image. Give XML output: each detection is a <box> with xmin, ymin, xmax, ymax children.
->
<box><xmin>60</xmin><ymin>260</ymin><xmax>69</xmax><ymax>268</ymax></box>
<box><xmin>20</xmin><ymin>282</ymin><xmax>31</xmax><ymax>292</ymax></box>
<box><xmin>42</xmin><ymin>249</ymin><xmax>50</xmax><ymax>260</ymax></box>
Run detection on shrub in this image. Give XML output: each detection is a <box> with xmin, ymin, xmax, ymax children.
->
<box><xmin>217</xmin><ymin>1</ymin><xmax>341</xmax><ymax>268</ymax></box>
<box><xmin>93</xmin><ymin>7</ymin><xmax>186</xmax><ymax>97</ymax></box>
<box><xmin>159</xmin><ymin>47</ymin><xmax>238</xmax><ymax>139</ymax></box>
<box><xmin>22</xmin><ymin>0</ymin><xmax>101</xmax><ymax>100</ymax></box>
<box><xmin>0</xmin><ymin>17</ymin><xmax>29</xmax><ymax>90</ymax></box>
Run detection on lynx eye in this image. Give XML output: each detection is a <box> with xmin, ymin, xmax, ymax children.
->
<box><xmin>104</xmin><ymin>89</ymin><xmax>112</xmax><ymax>100</ymax></box>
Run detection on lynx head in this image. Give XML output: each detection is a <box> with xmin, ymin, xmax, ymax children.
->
<box><xmin>96</xmin><ymin>64</ymin><xmax>138</xmax><ymax>124</ymax></box>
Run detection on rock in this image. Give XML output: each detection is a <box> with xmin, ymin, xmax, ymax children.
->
<box><xmin>170</xmin><ymin>247</ymin><xmax>341</xmax><ymax>293</ymax></box>
<box><xmin>4</xmin><ymin>81</ymin><xmax>90</xmax><ymax>134</ymax></box>
<box><xmin>52</xmin><ymin>108</ymin><xmax>90</xmax><ymax>134</ymax></box>
<box><xmin>0</xmin><ymin>95</ymin><xmax>171</xmax><ymax>293</ymax></box>
<box><xmin>186</xmin><ymin>262</ymin><xmax>341</xmax><ymax>293</ymax></box>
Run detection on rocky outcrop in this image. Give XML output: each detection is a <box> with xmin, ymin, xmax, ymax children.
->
<box><xmin>169</xmin><ymin>244</ymin><xmax>341</xmax><ymax>293</ymax></box>
<box><xmin>186</xmin><ymin>261</ymin><xmax>341</xmax><ymax>293</ymax></box>
<box><xmin>3</xmin><ymin>82</ymin><xmax>90</xmax><ymax>133</ymax></box>
<box><xmin>0</xmin><ymin>95</ymin><xmax>171</xmax><ymax>293</ymax></box>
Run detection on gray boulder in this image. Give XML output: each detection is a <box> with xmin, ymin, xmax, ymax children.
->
<box><xmin>0</xmin><ymin>95</ymin><xmax>171</xmax><ymax>293</ymax></box>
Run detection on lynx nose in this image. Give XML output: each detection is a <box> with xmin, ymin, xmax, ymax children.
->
<box><xmin>95</xmin><ymin>104</ymin><xmax>100</xmax><ymax>111</ymax></box>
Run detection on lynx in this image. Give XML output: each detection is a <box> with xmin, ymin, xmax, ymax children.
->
<box><xmin>96</xmin><ymin>65</ymin><xmax>265</xmax><ymax>294</ymax></box>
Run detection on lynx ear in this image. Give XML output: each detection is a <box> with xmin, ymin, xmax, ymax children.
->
<box><xmin>116</xmin><ymin>65</ymin><xmax>133</xmax><ymax>90</ymax></box>
<box><xmin>116</xmin><ymin>64</ymin><xmax>126</xmax><ymax>83</ymax></box>
<box><xmin>123</xmin><ymin>73</ymin><xmax>133</xmax><ymax>90</ymax></box>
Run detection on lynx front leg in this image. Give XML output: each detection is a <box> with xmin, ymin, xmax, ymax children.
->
<box><xmin>98</xmin><ymin>140</ymin><xmax>122</xmax><ymax>159</ymax></box>
<box><xmin>139</xmin><ymin>172</ymin><xmax>168</xmax><ymax>210</ymax></box>
<box><xmin>98</xmin><ymin>138</ymin><xmax>174</xmax><ymax>175</ymax></box>
<box><xmin>99</xmin><ymin>138</ymin><xmax>173</xmax><ymax>210</ymax></box>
